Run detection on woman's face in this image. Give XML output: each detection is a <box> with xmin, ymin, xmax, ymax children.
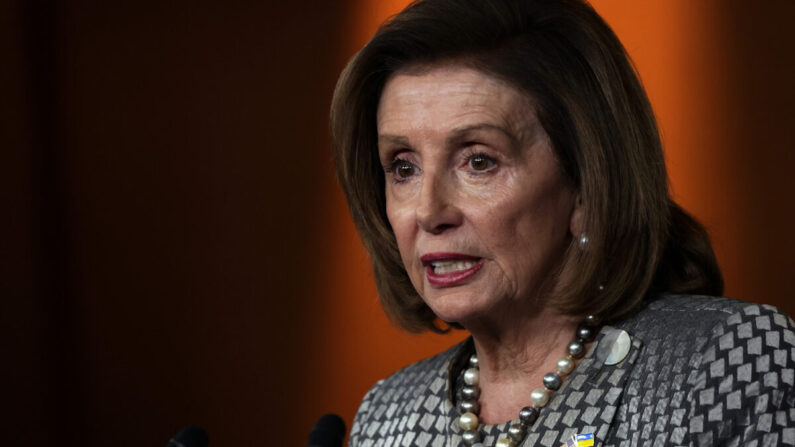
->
<box><xmin>377</xmin><ymin>64</ymin><xmax>580</xmax><ymax>326</ymax></box>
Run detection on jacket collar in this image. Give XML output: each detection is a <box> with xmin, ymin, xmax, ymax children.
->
<box><xmin>444</xmin><ymin>326</ymin><xmax>642</xmax><ymax>447</ymax></box>
<box><xmin>520</xmin><ymin>325</ymin><xmax>642</xmax><ymax>447</ymax></box>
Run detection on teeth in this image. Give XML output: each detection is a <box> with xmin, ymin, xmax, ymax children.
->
<box><xmin>431</xmin><ymin>259</ymin><xmax>477</xmax><ymax>274</ymax></box>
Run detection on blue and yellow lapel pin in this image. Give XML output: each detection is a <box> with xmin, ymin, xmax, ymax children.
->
<box><xmin>563</xmin><ymin>432</ymin><xmax>594</xmax><ymax>447</ymax></box>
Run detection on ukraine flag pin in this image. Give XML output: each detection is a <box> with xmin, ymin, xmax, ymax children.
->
<box><xmin>563</xmin><ymin>432</ymin><xmax>594</xmax><ymax>447</ymax></box>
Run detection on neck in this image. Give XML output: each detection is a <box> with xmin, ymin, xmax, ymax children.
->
<box><xmin>463</xmin><ymin>307</ymin><xmax>580</xmax><ymax>424</ymax></box>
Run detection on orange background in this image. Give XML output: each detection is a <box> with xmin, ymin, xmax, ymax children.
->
<box><xmin>1</xmin><ymin>1</ymin><xmax>793</xmax><ymax>445</ymax></box>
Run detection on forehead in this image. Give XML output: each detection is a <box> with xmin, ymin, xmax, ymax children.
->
<box><xmin>377</xmin><ymin>64</ymin><xmax>537</xmax><ymax>135</ymax></box>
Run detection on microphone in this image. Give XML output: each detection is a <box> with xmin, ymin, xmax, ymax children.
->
<box><xmin>168</xmin><ymin>426</ymin><xmax>209</xmax><ymax>447</ymax></box>
<box><xmin>308</xmin><ymin>414</ymin><xmax>346</xmax><ymax>447</ymax></box>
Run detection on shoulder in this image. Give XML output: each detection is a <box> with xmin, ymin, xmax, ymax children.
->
<box><xmin>358</xmin><ymin>341</ymin><xmax>461</xmax><ymax>407</ymax></box>
<box><xmin>618</xmin><ymin>294</ymin><xmax>795</xmax><ymax>391</ymax></box>
<box><xmin>616</xmin><ymin>293</ymin><xmax>793</xmax><ymax>341</ymax></box>
<box><xmin>612</xmin><ymin>294</ymin><xmax>795</xmax><ymax>446</ymax></box>
<box><xmin>349</xmin><ymin>341</ymin><xmax>463</xmax><ymax>445</ymax></box>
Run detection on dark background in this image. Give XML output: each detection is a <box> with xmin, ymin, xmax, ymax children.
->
<box><xmin>2</xmin><ymin>1</ymin><xmax>793</xmax><ymax>445</ymax></box>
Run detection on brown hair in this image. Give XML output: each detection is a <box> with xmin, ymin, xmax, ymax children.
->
<box><xmin>330</xmin><ymin>0</ymin><xmax>723</xmax><ymax>332</ymax></box>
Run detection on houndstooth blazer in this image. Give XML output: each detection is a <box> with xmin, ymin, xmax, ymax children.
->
<box><xmin>349</xmin><ymin>295</ymin><xmax>795</xmax><ymax>446</ymax></box>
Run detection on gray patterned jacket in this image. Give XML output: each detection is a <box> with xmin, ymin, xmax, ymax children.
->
<box><xmin>349</xmin><ymin>295</ymin><xmax>795</xmax><ymax>446</ymax></box>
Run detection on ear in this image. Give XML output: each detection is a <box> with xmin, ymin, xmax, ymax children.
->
<box><xmin>569</xmin><ymin>192</ymin><xmax>584</xmax><ymax>237</ymax></box>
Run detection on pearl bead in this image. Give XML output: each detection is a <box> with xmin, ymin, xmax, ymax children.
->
<box><xmin>461</xmin><ymin>385</ymin><xmax>480</xmax><ymax>401</ymax></box>
<box><xmin>461</xmin><ymin>429</ymin><xmax>480</xmax><ymax>445</ymax></box>
<box><xmin>458</xmin><ymin>412</ymin><xmax>479</xmax><ymax>431</ymax></box>
<box><xmin>508</xmin><ymin>423</ymin><xmax>525</xmax><ymax>442</ymax></box>
<box><xmin>495</xmin><ymin>438</ymin><xmax>515</xmax><ymax>447</ymax></box>
<box><xmin>585</xmin><ymin>314</ymin><xmax>600</xmax><ymax>326</ymax></box>
<box><xmin>567</xmin><ymin>340</ymin><xmax>585</xmax><ymax>358</ymax></box>
<box><xmin>464</xmin><ymin>368</ymin><xmax>480</xmax><ymax>386</ymax></box>
<box><xmin>530</xmin><ymin>388</ymin><xmax>549</xmax><ymax>407</ymax></box>
<box><xmin>577</xmin><ymin>324</ymin><xmax>596</xmax><ymax>342</ymax></box>
<box><xmin>457</xmin><ymin>400</ymin><xmax>480</xmax><ymax>414</ymax></box>
<box><xmin>519</xmin><ymin>406</ymin><xmax>539</xmax><ymax>425</ymax></box>
<box><xmin>468</xmin><ymin>354</ymin><xmax>479</xmax><ymax>367</ymax></box>
<box><xmin>557</xmin><ymin>357</ymin><xmax>575</xmax><ymax>375</ymax></box>
<box><xmin>542</xmin><ymin>372</ymin><xmax>562</xmax><ymax>391</ymax></box>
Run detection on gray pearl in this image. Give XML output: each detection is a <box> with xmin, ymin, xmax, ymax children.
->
<box><xmin>508</xmin><ymin>423</ymin><xmax>525</xmax><ymax>442</ymax></box>
<box><xmin>462</xmin><ymin>429</ymin><xmax>481</xmax><ymax>445</ymax></box>
<box><xmin>542</xmin><ymin>372</ymin><xmax>562</xmax><ymax>391</ymax></box>
<box><xmin>577</xmin><ymin>324</ymin><xmax>596</xmax><ymax>342</ymax></box>
<box><xmin>461</xmin><ymin>386</ymin><xmax>480</xmax><ymax>401</ymax></box>
<box><xmin>567</xmin><ymin>340</ymin><xmax>586</xmax><ymax>358</ymax></box>
<box><xmin>518</xmin><ymin>406</ymin><xmax>539</xmax><ymax>425</ymax></box>
<box><xmin>469</xmin><ymin>354</ymin><xmax>479</xmax><ymax>367</ymax></box>
<box><xmin>585</xmin><ymin>314</ymin><xmax>601</xmax><ymax>326</ymax></box>
<box><xmin>457</xmin><ymin>400</ymin><xmax>480</xmax><ymax>414</ymax></box>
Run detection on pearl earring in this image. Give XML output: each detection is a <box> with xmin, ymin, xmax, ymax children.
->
<box><xmin>578</xmin><ymin>234</ymin><xmax>589</xmax><ymax>250</ymax></box>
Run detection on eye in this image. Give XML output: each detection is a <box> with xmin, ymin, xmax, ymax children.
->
<box><xmin>468</xmin><ymin>153</ymin><xmax>495</xmax><ymax>171</ymax></box>
<box><xmin>396</xmin><ymin>161</ymin><xmax>416</xmax><ymax>178</ymax></box>
<box><xmin>388</xmin><ymin>158</ymin><xmax>418</xmax><ymax>179</ymax></box>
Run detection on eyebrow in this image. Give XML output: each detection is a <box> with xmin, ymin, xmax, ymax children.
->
<box><xmin>446</xmin><ymin>123</ymin><xmax>519</xmax><ymax>147</ymax></box>
<box><xmin>378</xmin><ymin>123</ymin><xmax>519</xmax><ymax>149</ymax></box>
<box><xmin>377</xmin><ymin>134</ymin><xmax>411</xmax><ymax>147</ymax></box>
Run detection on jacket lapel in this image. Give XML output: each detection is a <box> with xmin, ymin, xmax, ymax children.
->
<box><xmin>520</xmin><ymin>326</ymin><xmax>643</xmax><ymax>447</ymax></box>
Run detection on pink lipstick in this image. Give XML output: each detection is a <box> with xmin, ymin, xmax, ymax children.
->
<box><xmin>420</xmin><ymin>252</ymin><xmax>485</xmax><ymax>287</ymax></box>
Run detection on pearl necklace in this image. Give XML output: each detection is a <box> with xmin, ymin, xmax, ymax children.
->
<box><xmin>456</xmin><ymin>315</ymin><xmax>600</xmax><ymax>447</ymax></box>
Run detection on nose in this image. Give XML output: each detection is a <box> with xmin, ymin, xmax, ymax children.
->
<box><xmin>415</xmin><ymin>170</ymin><xmax>462</xmax><ymax>234</ymax></box>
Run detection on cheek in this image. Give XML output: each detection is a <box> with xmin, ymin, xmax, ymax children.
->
<box><xmin>386</xmin><ymin>198</ymin><xmax>415</xmax><ymax>261</ymax></box>
<box><xmin>475</xmin><ymin>178</ymin><xmax>573</xmax><ymax>257</ymax></box>
<box><xmin>513</xmin><ymin>189</ymin><xmax>575</xmax><ymax>258</ymax></box>
<box><xmin>386</xmin><ymin>199</ymin><xmax>428</xmax><ymax>295</ymax></box>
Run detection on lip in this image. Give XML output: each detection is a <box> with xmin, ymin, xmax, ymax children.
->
<box><xmin>420</xmin><ymin>252</ymin><xmax>485</xmax><ymax>287</ymax></box>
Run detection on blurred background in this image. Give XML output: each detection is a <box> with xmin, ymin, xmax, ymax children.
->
<box><xmin>2</xmin><ymin>0</ymin><xmax>793</xmax><ymax>445</ymax></box>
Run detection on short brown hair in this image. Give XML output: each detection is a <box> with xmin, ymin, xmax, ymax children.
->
<box><xmin>330</xmin><ymin>0</ymin><xmax>723</xmax><ymax>332</ymax></box>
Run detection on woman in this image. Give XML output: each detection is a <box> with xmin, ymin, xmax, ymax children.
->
<box><xmin>330</xmin><ymin>0</ymin><xmax>794</xmax><ymax>446</ymax></box>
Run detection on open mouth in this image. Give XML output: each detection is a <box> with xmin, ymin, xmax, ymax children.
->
<box><xmin>429</xmin><ymin>259</ymin><xmax>480</xmax><ymax>274</ymax></box>
<box><xmin>420</xmin><ymin>253</ymin><xmax>484</xmax><ymax>287</ymax></box>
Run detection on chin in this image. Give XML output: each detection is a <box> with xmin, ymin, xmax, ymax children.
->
<box><xmin>422</xmin><ymin>289</ymin><xmax>491</xmax><ymax>326</ymax></box>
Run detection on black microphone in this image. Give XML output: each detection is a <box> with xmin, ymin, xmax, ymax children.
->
<box><xmin>308</xmin><ymin>414</ymin><xmax>346</xmax><ymax>447</ymax></box>
<box><xmin>168</xmin><ymin>426</ymin><xmax>209</xmax><ymax>447</ymax></box>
